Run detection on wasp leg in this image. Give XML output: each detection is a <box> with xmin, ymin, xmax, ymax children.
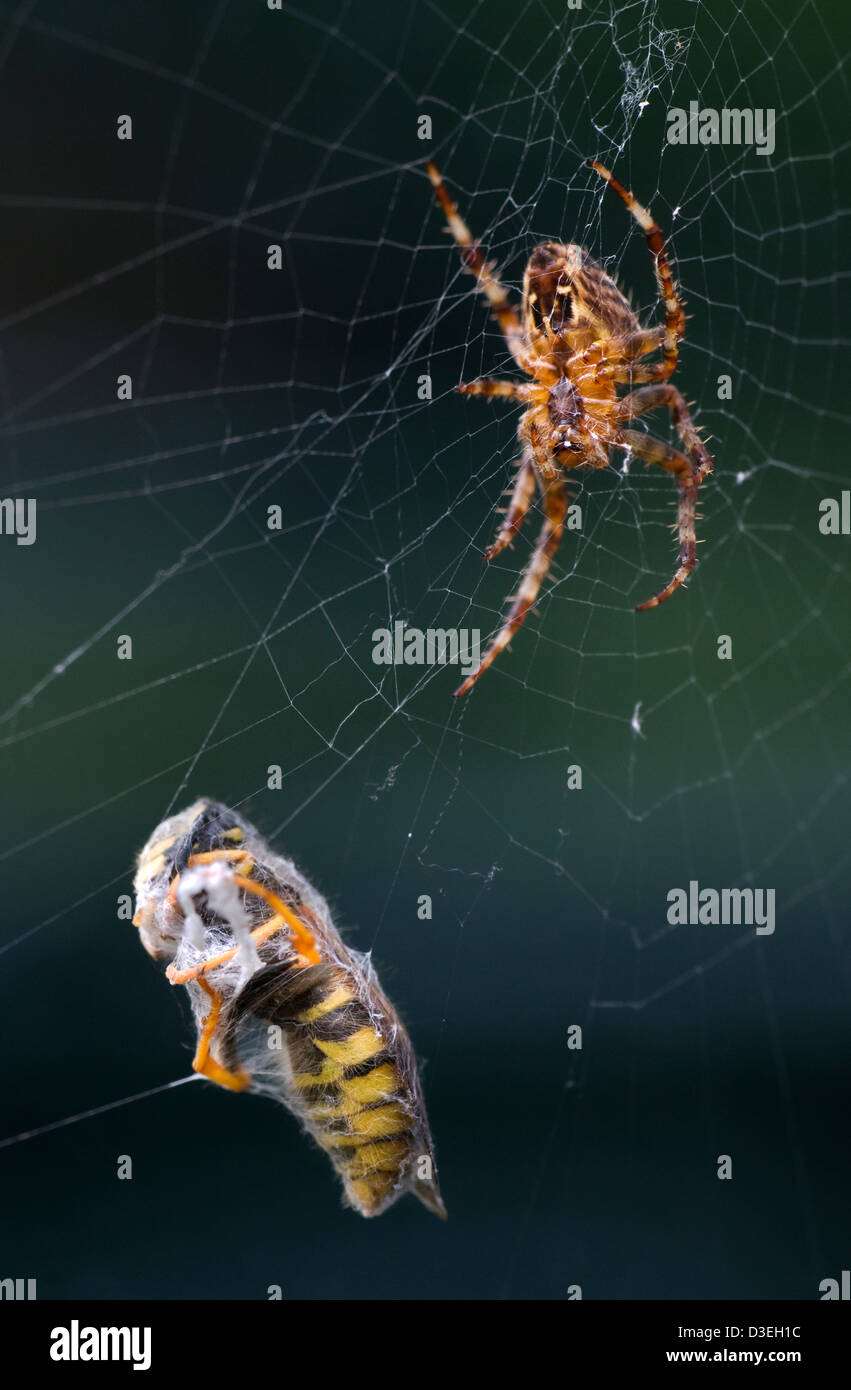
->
<box><xmin>191</xmin><ymin>975</ymin><xmax>251</xmax><ymax>1092</ymax></box>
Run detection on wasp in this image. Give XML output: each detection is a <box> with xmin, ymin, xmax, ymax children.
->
<box><xmin>133</xmin><ymin>799</ymin><xmax>445</xmax><ymax>1219</ymax></box>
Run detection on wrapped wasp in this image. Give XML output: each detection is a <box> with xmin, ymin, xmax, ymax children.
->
<box><xmin>132</xmin><ymin>799</ymin><xmax>445</xmax><ymax>1219</ymax></box>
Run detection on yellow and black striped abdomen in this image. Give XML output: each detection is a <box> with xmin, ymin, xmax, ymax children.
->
<box><xmin>230</xmin><ymin>958</ymin><xmax>445</xmax><ymax>1219</ymax></box>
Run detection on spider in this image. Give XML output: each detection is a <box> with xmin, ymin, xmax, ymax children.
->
<box><xmin>427</xmin><ymin>159</ymin><xmax>713</xmax><ymax>697</ymax></box>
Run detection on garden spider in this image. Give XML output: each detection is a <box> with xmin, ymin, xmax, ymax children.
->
<box><xmin>427</xmin><ymin>159</ymin><xmax>713</xmax><ymax>697</ymax></box>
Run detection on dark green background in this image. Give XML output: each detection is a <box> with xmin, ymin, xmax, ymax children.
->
<box><xmin>0</xmin><ymin>0</ymin><xmax>848</xmax><ymax>1298</ymax></box>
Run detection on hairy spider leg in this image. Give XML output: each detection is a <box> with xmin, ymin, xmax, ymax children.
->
<box><xmin>588</xmin><ymin>160</ymin><xmax>685</xmax><ymax>382</ymax></box>
<box><xmin>601</xmin><ymin>424</ymin><xmax>703</xmax><ymax>609</ymax></box>
<box><xmin>427</xmin><ymin>162</ymin><xmax>537</xmax><ymax>373</ymax></box>
<box><xmin>456</xmin><ymin>379</ymin><xmax>532</xmax><ymax>401</ymax></box>
<box><xmin>523</xmin><ymin>412</ymin><xmax>560</xmax><ymax>480</ymax></box>
<box><xmin>608</xmin><ymin>384</ymin><xmax>713</xmax><ymax>608</ymax></box>
<box><xmin>455</xmin><ymin>479</ymin><xmax>568</xmax><ymax>697</ymax></box>
<box><xmin>581</xmin><ymin>171</ymin><xmax>712</xmax><ymax>605</ymax></box>
<box><xmin>579</xmin><ymin>326</ymin><xmax>666</xmax><ymax>374</ymax></box>
<box><xmin>484</xmin><ymin>451</ymin><xmax>537</xmax><ymax>560</ymax></box>
<box><xmin>612</xmin><ymin>383</ymin><xmax>713</xmax><ymax>482</ymax></box>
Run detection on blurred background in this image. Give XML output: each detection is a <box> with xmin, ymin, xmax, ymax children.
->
<box><xmin>0</xmin><ymin>0</ymin><xmax>848</xmax><ymax>1298</ymax></box>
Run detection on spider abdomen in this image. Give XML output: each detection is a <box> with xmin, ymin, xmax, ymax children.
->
<box><xmin>524</xmin><ymin>240</ymin><xmax>640</xmax><ymax>352</ymax></box>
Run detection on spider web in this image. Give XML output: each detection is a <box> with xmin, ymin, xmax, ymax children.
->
<box><xmin>0</xmin><ymin>0</ymin><xmax>848</xmax><ymax>1300</ymax></box>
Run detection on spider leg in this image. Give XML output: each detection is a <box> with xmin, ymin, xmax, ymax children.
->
<box><xmin>609</xmin><ymin>426</ymin><xmax>704</xmax><ymax>610</ymax></box>
<box><xmin>457</xmin><ymin>378</ymin><xmax>533</xmax><ymax>402</ymax></box>
<box><xmin>427</xmin><ymin>162</ymin><xmax>534</xmax><ymax>373</ymax></box>
<box><xmin>579</xmin><ymin>326</ymin><xmax>665</xmax><ymax>372</ymax></box>
<box><xmin>593</xmin><ymin>359</ymin><xmax>683</xmax><ymax>385</ymax></box>
<box><xmin>520</xmin><ymin>409</ymin><xmax>560</xmax><ymax>481</ymax></box>
<box><xmin>589</xmin><ymin>160</ymin><xmax>685</xmax><ymax>380</ymax></box>
<box><xmin>610</xmin><ymin>327</ymin><xmax>666</xmax><ymax>361</ymax></box>
<box><xmin>612</xmin><ymin>384</ymin><xmax>713</xmax><ymax>486</ymax></box>
<box><xmin>484</xmin><ymin>450</ymin><xmax>536</xmax><ymax>560</ymax></box>
<box><xmin>455</xmin><ymin>479</ymin><xmax>567</xmax><ymax>697</ymax></box>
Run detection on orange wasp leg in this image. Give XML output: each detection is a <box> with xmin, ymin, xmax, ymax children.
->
<box><xmin>191</xmin><ymin>975</ymin><xmax>251</xmax><ymax>1092</ymax></box>
<box><xmin>166</xmin><ymin>848</ymin><xmax>255</xmax><ymax>913</ymax></box>
<box><xmin>166</xmin><ymin>865</ymin><xmax>324</xmax><ymax>1090</ymax></box>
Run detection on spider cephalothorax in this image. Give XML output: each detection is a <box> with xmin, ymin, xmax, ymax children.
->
<box><xmin>427</xmin><ymin>160</ymin><xmax>713</xmax><ymax>696</ymax></box>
